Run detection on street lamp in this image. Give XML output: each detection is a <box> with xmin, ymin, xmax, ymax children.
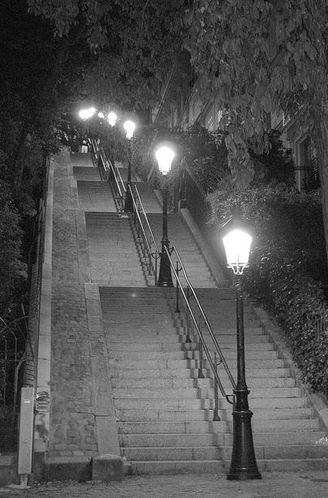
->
<box><xmin>221</xmin><ymin>212</ymin><xmax>262</xmax><ymax>481</ymax></box>
<box><xmin>78</xmin><ymin>107</ymin><xmax>96</xmax><ymax>120</ymax></box>
<box><xmin>108</xmin><ymin>111</ymin><xmax>118</xmax><ymax>127</ymax></box>
<box><xmin>155</xmin><ymin>145</ymin><xmax>175</xmax><ymax>287</ymax></box>
<box><xmin>123</xmin><ymin>120</ymin><xmax>136</xmax><ymax>212</ymax></box>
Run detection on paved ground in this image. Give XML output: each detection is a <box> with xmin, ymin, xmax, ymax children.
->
<box><xmin>2</xmin><ymin>472</ymin><xmax>328</xmax><ymax>498</ymax></box>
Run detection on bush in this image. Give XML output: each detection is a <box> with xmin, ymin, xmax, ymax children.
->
<box><xmin>209</xmin><ymin>183</ymin><xmax>328</xmax><ymax>394</ymax></box>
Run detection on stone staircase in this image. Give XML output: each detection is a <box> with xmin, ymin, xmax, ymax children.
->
<box><xmin>147</xmin><ymin>212</ymin><xmax>217</xmax><ymax>288</ymax></box>
<box><xmin>100</xmin><ymin>287</ymin><xmax>226</xmax><ymax>474</ymax></box>
<box><xmin>86</xmin><ymin>212</ymin><xmax>147</xmax><ymax>286</ymax></box>
<box><xmin>73</xmin><ymin>152</ymin><xmax>328</xmax><ymax>474</ymax></box>
<box><xmin>178</xmin><ymin>288</ymin><xmax>328</xmax><ymax>470</ymax></box>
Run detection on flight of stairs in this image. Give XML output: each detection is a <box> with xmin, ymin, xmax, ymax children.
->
<box><xmin>100</xmin><ymin>287</ymin><xmax>227</xmax><ymax>474</ymax></box>
<box><xmin>74</xmin><ymin>152</ymin><xmax>328</xmax><ymax>474</ymax></box>
<box><xmin>86</xmin><ymin>212</ymin><xmax>147</xmax><ymax>286</ymax></box>
<box><xmin>147</xmin><ymin>212</ymin><xmax>217</xmax><ymax>288</ymax></box>
<box><xmin>177</xmin><ymin>288</ymin><xmax>328</xmax><ymax>470</ymax></box>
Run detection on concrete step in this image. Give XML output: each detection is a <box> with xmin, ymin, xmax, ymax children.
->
<box><xmin>256</xmin><ymin>458</ymin><xmax>328</xmax><ymax>472</ymax></box>
<box><xmin>186</xmin><ymin>349</ymin><xmax>279</xmax><ymax>360</ymax></box>
<box><xmin>109</xmin><ymin>343</ymin><xmax>183</xmax><ymax>353</ymax></box>
<box><xmin>122</xmin><ymin>446</ymin><xmax>221</xmax><ymax>461</ymax></box>
<box><xmin>111</xmin><ymin>376</ymin><xmax>296</xmax><ymax>389</ymax></box>
<box><xmin>115</xmin><ymin>398</ymin><xmax>205</xmax><ymax>410</ymax></box>
<box><xmin>129</xmin><ymin>459</ymin><xmax>225</xmax><ymax>475</ymax></box>
<box><xmin>117</xmin><ymin>408</ymin><xmax>211</xmax><ymax>422</ymax></box>
<box><xmin>252</xmin><ymin>407</ymin><xmax>313</xmax><ymax>420</ymax></box>
<box><xmin>252</xmin><ymin>418</ymin><xmax>320</xmax><ymax>432</ymax></box>
<box><xmin>118</xmin><ymin>420</ymin><xmax>227</xmax><ymax>435</ymax></box>
<box><xmin>113</xmin><ymin>388</ymin><xmax>200</xmax><ymax>399</ymax></box>
<box><xmin>237</xmin><ymin>431</ymin><xmax>326</xmax><ymax>447</ymax></box>
<box><xmin>120</xmin><ymin>433</ymin><xmax>216</xmax><ymax>448</ymax></box>
<box><xmin>111</xmin><ymin>368</ymin><xmax>194</xmax><ymax>379</ymax></box>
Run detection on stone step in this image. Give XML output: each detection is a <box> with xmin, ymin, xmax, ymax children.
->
<box><xmin>111</xmin><ymin>376</ymin><xmax>296</xmax><ymax>389</ymax></box>
<box><xmin>128</xmin><ymin>460</ymin><xmax>225</xmax><ymax>475</ymax></box>
<box><xmin>109</xmin><ymin>349</ymin><xmax>279</xmax><ymax>361</ymax></box>
<box><xmin>252</xmin><ymin>418</ymin><xmax>320</xmax><ymax>432</ymax></box>
<box><xmin>113</xmin><ymin>386</ymin><xmax>302</xmax><ymax>401</ymax></box>
<box><xmin>118</xmin><ymin>420</ymin><xmax>226</xmax><ymax>435</ymax></box>
<box><xmin>111</xmin><ymin>368</ymin><xmax>194</xmax><ymax>379</ymax></box>
<box><xmin>234</xmin><ymin>431</ymin><xmax>327</xmax><ymax>447</ymax></box>
<box><xmin>115</xmin><ymin>398</ymin><xmax>205</xmax><ymax>410</ymax></box>
<box><xmin>114</xmin><ymin>396</ymin><xmax>307</xmax><ymax>411</ymax></box>
<box><xmin>225</xmin><ymin>444</ymin><xmax>328</xmax><ymax>461</ymax></box>
<box><xmin>191</xmin><ymin>358</ymin><xmax>285</xmax><ymax>369</ymax></box>
<box><xmin>122</xmin><ymin>446</ymin><xmax>221</xmax><ymax>461</ymax></box>
<box><xmin>109</xmin><ymin>343</ymin><xmax>183</xmax><ymax>353</ymax></box>
<box><xmin>117</xmin><ymin>408</ymin><xmax>210</xmax><ymax>422</ymax></box>
<box><xmin>120</xmin><ymin>433</ymin><xmax>216</xmax><ymax>448</ymax></box>
<box><xmin>110</xmin><ymin>357</ymin><xmax>285</xmax><ymax>371</ymax></box>
<box><xmin>185</xmin><ymin>350</ymin><xmax>278</xmax><ymax>360</ymax></box>
<box><xmin>251</xmin><ymin>407</ymin><xmax>313</xmax><ymax>420</ymax></box>
<box><xmin>113</xmin><ymin>388</ymin><xmax>200</xmax><ymax>399</ymax></box>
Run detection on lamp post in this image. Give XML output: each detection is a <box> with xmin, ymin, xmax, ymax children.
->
<box><xmin>221</xmin><ymin>213</ymin><xmax>261</xmax><ymax>481</ymax></box>
<box><xmin>155</xmin><ymin>145</ymin><xmax>175</xmax><ymax>287</ymax></box>
<box><xmin>123</xmin><ymin>120</ymin><xmax>136</xmax><ymax>212</ymax></box>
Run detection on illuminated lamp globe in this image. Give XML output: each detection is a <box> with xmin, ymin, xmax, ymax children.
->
<box><xmin>155</xmin><ymin>145</ymin><xmax>175</xmax><ymax>175</ymax></box>
<box><xmin>107</xmin><ymin>111</ymin><xmax>118</xmax><ymax>127</ymax></box>
<box><xmin>123</xmin><ymin>120</ymin><xmax>136</xmax><ymax>139</ymax></box>
<box><xmin>78</xmin><ymin>107</ymin><xmax>96</xmax><ymax>120</ymax></box>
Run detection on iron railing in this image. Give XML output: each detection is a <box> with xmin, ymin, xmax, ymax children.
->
<box><xmin>166</xmin><ymin>246</ymin><xmax>236</xmax><ymax>409</ymax></box>
<box><xmin>128</xmin><ymin>184</ymin><xmax>160</xmax><ymax>282</ymax></box>
<box><xmin>90</xmin><ymin>138</ymin><xmax>236</xmax><ymax>413</ymax></box>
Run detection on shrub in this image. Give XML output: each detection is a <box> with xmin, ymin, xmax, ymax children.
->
<box><xmin>209</xmin><ymin>183</ymin><xmax>328</xmax><ymax>394</ymax></box>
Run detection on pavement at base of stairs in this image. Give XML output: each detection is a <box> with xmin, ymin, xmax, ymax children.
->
<box><xmin>2</xmin><ymin>472</ymin><xmax>328</xmax><ymax>498</ymax></box>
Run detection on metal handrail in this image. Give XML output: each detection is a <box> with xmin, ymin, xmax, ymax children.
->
<box><xmin>133</xmin><ymin>186</ymin><xmax>159</xmax><ymax>255</ymax></box>
<box><xmin>165</xmin><ymin>245</ymin><xmax>236</xmax><ymax>403</ymax></box>
<box><xmin>94</xmin><ymin>144</ymin><xmax>160</xmax><ymax>280</ymax></box>
<box><xmin>128</xmin><ymin>184</ymin><xmax>159</xmax><ymax>280</ymax></box>
<box><xmin>89</xmin><ymin>141</ymin><xmax>235</xmax><ymax>408</ymax></box>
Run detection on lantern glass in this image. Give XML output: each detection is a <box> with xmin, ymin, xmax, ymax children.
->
<box><xmin>123</xmin><ymin>120</ymin><xmax>136</xmax><ymax>139</ymax></box>
<box><xmin>108</xmin><ymin>111</ymin><xmax>118</xmax><ymax>127</ymax></box>
<box><xmin>222</xmin><ymin>229</ymin><xmax>252</xmax><ymax>274</ymax></box>
<box><xmin>155</xmin><ymin>146</ymin><xmax>175</xmax><ymax>175</ymax></box>
<box><xmin>78</xmin><ymin>107</ymin><xmax>96</xmax><ymax>120</ymax></box>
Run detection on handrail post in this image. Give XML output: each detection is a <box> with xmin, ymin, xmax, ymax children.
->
<box><xmin>198</xmin><ymin>324</ymin><xmax>205</xmax><ymax>379</ymax></box>
<box><xmin>213</xmin><ymin>352</ymin><xmax>221</xmax><ymax>421</ymax></box>
<box><xmin>185</xmin><ymin>287</ymin><xmax>191</xmax><ymax>343</ymax></box>
<box><xmin>175</xmin><ymin>261</ymin><xmax>180</xmax><ymax>313</ymax></box>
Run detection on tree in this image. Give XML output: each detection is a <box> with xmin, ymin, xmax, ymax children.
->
<box><xmin>27</xmin><ymin>0</ymin><xmax>188</xmax><ymax>109</ymax></box>
<box><xmin>184</xmin><ymin>0</ymin><xmax>328</xmax><ymax>258</ymax></box>
<box><xmin>26</xmin><ymin>1</ymin><xmax>328</xmax><ymax>264</ymax></box>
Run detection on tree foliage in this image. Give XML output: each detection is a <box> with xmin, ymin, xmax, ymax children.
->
<box><xmin>186</xmin><ymin>0</ymin><xmax>328</xmax><ymax>185</ymax></box>
<box><xmin>28</xmin><ymin>0</ymin><xmax>188</xmax><ymax>108</ymax></box>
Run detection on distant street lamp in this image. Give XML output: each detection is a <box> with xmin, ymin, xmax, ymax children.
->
<box><xmin>108</xmin><ymin>111</ymin><xmax>118</xmax><ymax>127</ymax></box>
<box><xmin>123</xmin><ymin>120</ymin><xmax>136</xmax><ymax>212</ymax></box>
<box><xmin>221</xmin><ymin>212</ymin><xmax>261</xmax><ymax>481</ymax></box>
<box><xmin>155</xmin><ymin>145</ymin><xmax>175</xmax><ymax>287</ymax></box>
<box><xmin>78</xmin><ymin>107</ymin><xmax>96</xmax><ymax>120</ymax></box>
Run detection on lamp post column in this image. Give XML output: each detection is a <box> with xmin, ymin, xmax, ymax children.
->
<box><xmin>227</xmin><ymin>275</ymin><xmax>261</xmax><ymax>480</ymax></box>
<box><xmin>158</xmin><ymin>175</ymin><xmax>173</xmax><ymax>287</ymax></box>
<box><xmin>124</xmin><ymin>139</ymin><xmax>133</xmax><ymax>212</ymax></box>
